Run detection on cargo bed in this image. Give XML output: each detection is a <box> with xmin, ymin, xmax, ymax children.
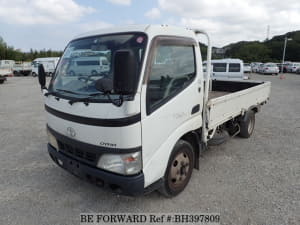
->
<box><xmin>206</xmin><ymin>80</ymin><xmax>271</xmax><ymax>130</ymax></box>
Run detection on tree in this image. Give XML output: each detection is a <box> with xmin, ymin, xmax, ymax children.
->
<box><xmin>0</xmin><ymin>36</ymin><xmax>63</xmax><ymax>61</ymax></box>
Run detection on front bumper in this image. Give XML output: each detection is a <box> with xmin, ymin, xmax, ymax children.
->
<box><xmin>48</xmin><ymin>144</ymin><xmax>145</xmax><ymax>196</ymax></box>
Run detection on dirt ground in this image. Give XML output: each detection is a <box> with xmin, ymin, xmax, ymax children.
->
<box><xmin>0</xmin><ymin>73</ymin><xmax>299</xmax><ymax>225</ymax></box>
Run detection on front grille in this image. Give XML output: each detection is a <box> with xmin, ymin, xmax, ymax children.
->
<box><xmin>58</xmin><ymin>141</ymin><xmax>99</xmax><ymax>165</ymax></box>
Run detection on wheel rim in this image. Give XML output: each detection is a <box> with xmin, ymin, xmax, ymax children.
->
<box><xmin>168</xmin><ymin>152</ymin><xmax>190</xmax><ymax>189</ymax></box>
<box><xmin>248</xmin><ymin>116</ymin><xmax>254</xmax><ymax>134</ymax></box>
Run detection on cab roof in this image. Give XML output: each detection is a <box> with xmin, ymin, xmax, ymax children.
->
<box><xmin>73</xmin><ymin>24</ymin><xmax>198</xmax><ymax>41</ymax></box>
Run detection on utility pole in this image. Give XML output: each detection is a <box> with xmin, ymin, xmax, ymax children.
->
<box><xmin>280</xmin><ymin>36</ymin><xmax>292</xmax><ymax>79</ymax></box>
<box><xmin>266</xmin><ymin>25</ymin><xmax>270</xmax><ymax>41</ymax></box>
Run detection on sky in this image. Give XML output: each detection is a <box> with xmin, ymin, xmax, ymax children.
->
<box><xmin>0</xmin><ymin>0</ymin><xmax>300</xmax><ymax>51</ymax></box>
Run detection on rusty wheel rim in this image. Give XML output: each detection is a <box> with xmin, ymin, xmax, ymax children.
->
<box><xmin>168</xmin><ymin>152</ymin><xmax>190</xmax><ymax>189</ymax></box>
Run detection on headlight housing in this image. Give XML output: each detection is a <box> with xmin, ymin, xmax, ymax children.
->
<box><xmin>97</xmin><ymin>152</ymin><xmax>142</xmax><ymax>175</ymax></box>
<box><xmin>47</xmin><ymin>129</ymin><xmax>59</xmax><ymax>150</ymax></box>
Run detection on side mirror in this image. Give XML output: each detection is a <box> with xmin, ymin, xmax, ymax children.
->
<box><xmin>113</xmin><ymin>49</ymin><xmax>138</xmax><ymax>95</ymax></box>
<box><xmin>38</xmin><ymin>64</ymin><xmax>46</xmax><ymax>89</ymax></box>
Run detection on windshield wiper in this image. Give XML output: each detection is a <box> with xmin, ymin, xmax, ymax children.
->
<box><xmin>68</xmin><ymin>92</ymin><xmax>124</xmax><ymax>107</ymax></box>
<box><xmin>44</xmin><ymin>91</ymin><xmax>57</xmax><ymax>97</ymax></box>
<box><xmin>45</xmin><ymin>89</ymin><xmax>82</xmax><ymax>97</ymax></box>
<box><xmin>68</xmin><ymin>92</ymin><xmax>106</xmax><ymax>106</ymax></box>
<box><xmin>56</xmin><ymin>89</ymin><xmax>82</xmax><ymax>95</ymax></box>
<box><xmin>88</xmin><ymin>92</ymin><xmax>124</xmax><ymax>107</ymax></box>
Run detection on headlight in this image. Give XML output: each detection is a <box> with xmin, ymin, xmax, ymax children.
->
<box><xmin>47</xmin><ymin>129</ymin><xmax>59</xmax><ymax>150</ymax></box>
<box><xmin>97</xmin><ymin>152</ymin><xmax>142</xmax><ymax>175</ymax></box>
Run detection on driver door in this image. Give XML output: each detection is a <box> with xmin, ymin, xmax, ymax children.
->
<box><xmin>140</xmin><ymin>36</ymin><xmax>203</xmax><ymax>185</ymax></box>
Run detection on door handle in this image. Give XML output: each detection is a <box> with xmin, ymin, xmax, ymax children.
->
<box><xmin>191</xmin><ymin>104</ymin><xmax>200</xmax><ymax>115</ymax></box>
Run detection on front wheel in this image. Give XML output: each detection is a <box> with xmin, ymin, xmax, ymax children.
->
<box><xmin>159</xmin><ymin>140</ymin><xmax>194</xmax><ymax>197</ymax></box>
<box><xmin>239</xmin><ymin>110</ymin><xmax>255</xmax><ymax>138</ymax></box>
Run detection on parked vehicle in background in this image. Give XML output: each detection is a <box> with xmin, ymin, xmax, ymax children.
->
<box><xmin>258</xmin><ymin>64</ymin><xmax>265</xmax><ymax>73</ymax></box>
<box><xmin>244</xmin><ymin>63</ymin><xmax>251</xmax><ymax>73</ymax></box>
<box><xmin>0</xmin><ymin>75</ymin><xmax>6</xmax><ymax>84</ymax></box>
<box><xmin>259</xmin><ymin>63</ymin><xmax>279</xmax><ymax>75</ymax></box>
<box><xmin>280</xmin><ymin>62</ymin><xmax>292</xmax><ymax>73</ymax></box>
<box><xmin>287</xmin><ymin>62</ymin><xmax>300</xmax><ymax>73</ymax></box>
<box><xmin>276</xmin><ymin>63</ymin><xmax>282</xmax><ymax>72</ymax></box>
<box><xmin>251</xmin><ymin>62</ymin><xmax>262</xmax><ymax>73</ymax></box>
<box><xmin>0</xmin><ymin>60</ymin><xmax>14</xmax><ymax>77</ymax></box>
<box><xmin>278</xmin><ymin>62</ymin><xmax>291</xmax><ymax>73</ymax></box>
<box><xmin>204</xmin><ymin>58</ymin><xmax>247</xmax><ymax>80</ymax></box>
<box><xmin>13</xmin><ymin>61</ymin><xmax>32</xmax><ymax>76</ymax></box>
<box><xmin>296</xmin><ymin>67</ymin><xmax>300</xmax><ymax>74</ymax></box>
<box><xmin>31</xmin><ymin>57</ymin><xmax>60</xmax><ymax>77</ymax></box>
<box><xmin>67</xmin><ymin>56</ymin><xmax>109</xmax><ymax>76</ymax></box>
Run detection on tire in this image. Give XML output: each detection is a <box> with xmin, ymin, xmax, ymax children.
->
<box><xmin>31</xmin><ymin>72</ymin><xmax>37</xmax><ymax>77</ymax></box>
<box><xmin>159</xmin><ymin>140</ymin><xmax>194</xmax><ymax>197</ymax></box>
<box><xmin>238</xmin><ymin>110</ymin><xmax>255</xmax><ymax>138</ymax></box>
<box><xmin>13</xmin><ymin>71</ymin><xmax>19</xmax><ymax>76</ymax></box>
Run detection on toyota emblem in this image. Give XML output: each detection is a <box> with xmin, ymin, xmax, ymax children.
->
<box><xmin>66</xmin><ymin>127</ymin><xmax>76</xmax><ymax>137</ymax></box>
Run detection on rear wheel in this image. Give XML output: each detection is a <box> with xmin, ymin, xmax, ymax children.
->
<box><xmin>239</xmin><ymin>110</ymin><xmax>255</xmax><ymax>138</ymax></box>
<box><xmin>159</xmin><ymin>140</ymin><xmax>194</xmax><ymax>197</ymax></box>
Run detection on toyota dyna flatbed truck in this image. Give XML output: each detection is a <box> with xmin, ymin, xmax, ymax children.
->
<box><xmin>38</xmin><ymin>25</ymin><xmax>271</xmax><ymax>197</ymax></box>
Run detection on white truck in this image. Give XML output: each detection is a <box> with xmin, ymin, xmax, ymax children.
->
<box><xmin>0</xmin><ymin>60</ymin><xmax>15</xmax><ymax>77</ymax></box>
<box><xmin>31</xmin><ymin>57</ymin><xmax>60</xmax><ymax>77</ymax></box>
<box><xmin>38</xmin><ymin>25</ymin><xmax>271</xmax><ymax>197</ymax></box>
<box><xmin>13</xmin><ymin>61</ymin><xmax>32</xmax><ymax>76</ymax></box>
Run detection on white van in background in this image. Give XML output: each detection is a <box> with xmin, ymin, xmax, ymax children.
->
<box><xmin>204</xmin><ymin>58</ymin><xmax>247</xmax><ymax>80</ymax></box>
<box><xmin>31</xmin><ymin>57</ymin><xmax>60</xmax><ymax>77</ymax></box>
<box><xmin>67</xmin><ymin>56</ymin><xmax>109</xmax><ymax>76</ymax></box>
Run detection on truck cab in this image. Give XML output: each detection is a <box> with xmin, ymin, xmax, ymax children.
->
<box><xmin>39</xmin><ymin>25</ymin><xmax>270</xmax><ymax>197</ymax></box>
<box><xmin>32</xmin><ymin>57</ymin><xmax>60</xmax><ymax>77</ymax></box>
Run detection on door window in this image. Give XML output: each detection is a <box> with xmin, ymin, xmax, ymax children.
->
<box><xmin>147</xmin><ymin>43</ymin><xmax>196</xmax><ymax>113</ymax></box>
<box><xmin>229</xmin><ymin>63</ymin><xmax>241</xmax><ymax>72</ymax></box>
<box><xmin>212</xmin><ymin>63</ymin><xmax>226</xmax><ymax>72</ymax></box>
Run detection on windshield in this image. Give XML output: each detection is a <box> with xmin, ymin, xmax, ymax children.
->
<box><xmin>50</xmin><ymin>33</ymin><xmax>147</xmax><ymax>100</ymax></box>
